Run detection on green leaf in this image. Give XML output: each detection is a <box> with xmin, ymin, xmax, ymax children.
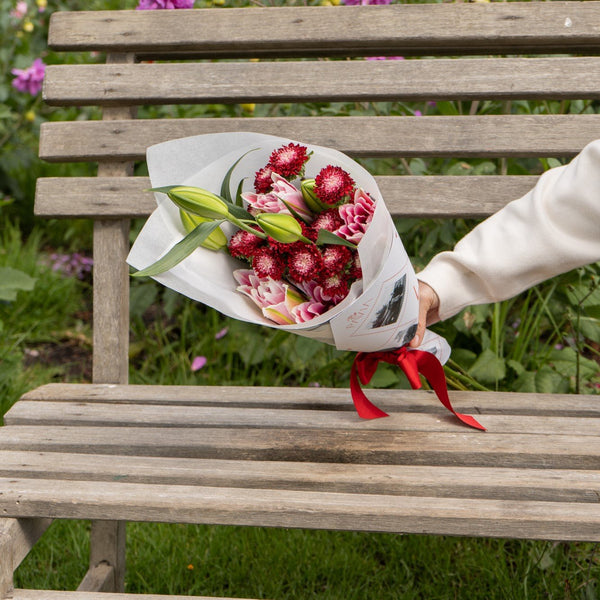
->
<box><xmin>316</xmin><ymin>229</ymin><xmax>357</xmax><ymax>249</ymax></box>
<box><xmin>467</xmin><ymin>348</ymin><xmax>506</xmax><ymax>384</ymax></box>
<box><xmin>507</xmin><ymin>359</ymin><xmax>525</xmax><ymax>376</ymax></box>
<box><xmin>225</xmin><ymin>199</ymin><xmax>255</xmax><ymax>221</ymax></box>
<box><xmin>0</xmin><ymin>267</ymin><xmax>36</xmax><ymax>301</ymax></box>
<box><xmin>235</xmin><ymin>178</ymin><xmax>245</xmax><ymax>208</ymax></box>
<box><xmin>220</xmin><ymin>149</ymin><xmax>257</xmax><ymax>204</ymax></box>
<box><xmin>294</xmin><ymin>336</ymin><xmax>322</xmax><ymax>363</ymax></box>
<box><xmin>584</xmin><ymin>305</ymin><xmax>600</xmax><ymax>319</ymax></box>
<box><xmin>279</xmin><ymin>197</ymin><xmax>309</xmax><ymax>225</ymax></box>
<box><xmin>148</xmin><ymin>185</ymin><xmax>179</xmax><ymax>195</ymax></box>
<box><xmin>132</xmin><ymin>220</ymin><xmax>224</xmax><ymax>278</ymax></box>
<box><xmin>367</xmin><ymin>363</ymin><xmax>402</xmax><ymax>388</ymax></box>
<box><xmin>129</xmin><ymin>282</ymin><xmax>158</xmax><ymax>320</ymax></box>
<box><xmin>535</xmin><ymin>366</ymin><xmax>568</xmax><ymax>394</ymax></box>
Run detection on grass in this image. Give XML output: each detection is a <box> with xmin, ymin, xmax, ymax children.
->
<box><xmin>13</xmin><ymin>521</ymin><xmax>600</xmax><ymax>599</ymax></box>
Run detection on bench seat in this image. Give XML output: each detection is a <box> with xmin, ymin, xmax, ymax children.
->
<box><xmin>2</xmin><ymin>383</ymin><xmax>600</xmax><ymax>541</ymax></box>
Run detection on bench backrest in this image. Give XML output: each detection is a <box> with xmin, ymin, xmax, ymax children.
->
<box><xmin>36</xmin><ymin>2</ymin><xmax>600</xmax><ymax>385</ymax></box>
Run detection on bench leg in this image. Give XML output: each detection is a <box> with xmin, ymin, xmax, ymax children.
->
<box><xmin>78</xmin><ymin>521</ymin><xmax>126</xmax><ymax>593</ymax></box>
<box><xmin>0</xmin><ymin>518</ymin><xmax>52</xmax><ymax>599</ymax></box>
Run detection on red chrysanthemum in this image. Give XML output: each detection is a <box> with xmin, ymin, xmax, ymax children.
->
<box><xmin>348</xmin><ymin>250</ymin><xmax>362</xmax><ymax>280</ymax></box>
<box><xmin>252</xmin><ymin>247</ymin><xmax>286</xmax><ymax>280</ymax></box>
<box><xmin>254</xmin><ymin>165</ymin><xmax>274</xmax><ymax>194</ymax></box>
<box><xmin>310</xmin><ymin>208</ymin><xmax>344</xmax><ymax>236</ymax></box>
<box><xmin>314</xmin><ymin>165</ymin><xmax>355</xmax><ymax>206</ymax></box>
<box><xmin>301</xmin><ymin>222</ymin><xmax>319</xmax><ymax>243</ymax></box>
<box><xmin>268</xmin><ymin>143</ymin><xmax>310</xmax><ymax>179</ymax></box>
<box><xmin>320</xmin><ymin>272</ymin><xmax>349</xmax><ymax>299</ymax></box>
<box><xmin>287</xmin><ymin>244</ymin><xmax>323</xmax><ymax>283</ymax></box>
<box><xmin>320</xmin><ymin>244</ymin><xmax>352</xmax><ymax>275</ymax></box>
<box><xmin>228</xmin><ymin>229</ymin><xmax>264</xmax><ymax>259</ymax></box>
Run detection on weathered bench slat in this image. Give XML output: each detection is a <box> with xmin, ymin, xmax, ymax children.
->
<box><xmin>43</xmin><ymin>57</ymin><xmax>600</xmax><ymax>106</ymax></box>
<box><xmin>1</xmin><ymin>425</ymin><xmax>599</xmax><ymax>469</ymax></box>
<box><xmin>20</xmin><ymin>383</ymin><xmax>600</xmax><ymax>418</ymax></box>
<box><xmin>7</xmin><ymin>400</ymin><xmax>600</xmax><ymax>437</ymax></box>
<box><xmin>34</xmin><ymin>175</ymin><xmax>541</xmax><ymax>219</ymax></box>
<box><xmin>39</xmin><ymin>115</ymin><xmax>600</xmax><ymax>163</ymax></box>
<box><xmin>47</xmin><ymin>4</ymin><xmax>600</xmax><ymax>57</ymax></box>
<box><xmin>3</xmin><ymin>451</ymin><xmax>599</xmax><ymax>503</ymax></box>
<box><xmin>2</xmin><ymin>477</ymin><xmax>600</xmax><ymax>541</ymax></box>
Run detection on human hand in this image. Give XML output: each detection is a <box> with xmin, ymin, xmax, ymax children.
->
<box><xmin>409</xmin><ymin>280</ymin><xmax>440</xmax><ymax>348</ymax></box>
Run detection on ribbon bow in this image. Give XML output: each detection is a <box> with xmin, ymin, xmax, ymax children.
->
<box><xmin>350</xmin><ymin>348</ymin><xmax>486</xmax><ymax>431</ymax></box>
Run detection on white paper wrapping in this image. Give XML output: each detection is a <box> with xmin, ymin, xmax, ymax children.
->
<box><xmin>127</xmin><ymin>133</ymin><xmax>450</xmax><ymax>361</ymax></box>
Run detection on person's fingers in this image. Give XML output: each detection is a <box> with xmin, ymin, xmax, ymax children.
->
<box><xmin>409</xmin><ymin>281</ymin><xmax>440</xmax><ymax>348</ymax></box>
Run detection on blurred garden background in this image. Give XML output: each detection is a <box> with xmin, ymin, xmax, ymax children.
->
<box><xmin>2</xmin><ymin>0</ymin><xmax>600</xmax><ymax>597</ymax></box>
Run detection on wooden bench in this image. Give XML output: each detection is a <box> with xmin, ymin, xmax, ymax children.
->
<box><xmin>3</xmin><ymin>2</ymin><xmax>600</xmax><ymax>598</ymax></box>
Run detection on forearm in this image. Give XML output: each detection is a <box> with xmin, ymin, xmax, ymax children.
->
<box><xmin>418</xmin><ymin>139</ymin><xmax>600</xmax><ymax>321</ymax></box>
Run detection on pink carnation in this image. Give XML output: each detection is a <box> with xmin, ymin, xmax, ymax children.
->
<box><xmin>336</xmin><ymin>188</ymin><xmax>376</xmax><ymax>245</ymax></box>
<box><xmin>11</xmin><ymin>58</ymin><xmax>45</xmax><ymax>96</ymax></box>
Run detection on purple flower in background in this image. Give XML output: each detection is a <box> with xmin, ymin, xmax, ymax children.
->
<box><xmin>11</xmin><ymin>58</ymin><xmax>45</xmax><ymax>96</ymax></box>
<box><xmin>49</xmin><ymin>252</ymin><xmax>93</xmax><ymax>280</ymax></box>
<box><xmin>191</xmin><ymin>356</ymin><xmax>207</xmax><ymax>371</ymax></box>
<box><xmin>136</xmin><ymin>0</ymin><xmax>193</xmax><ymax>9</ymax></box>
<box><xmin>343</xmin><ymin>0</ymin><xmax>393</xmax><ymax>5</ymax></box>
<box><xmin>215</xmin><ymin>327</ymin><xmax>229</xmax><ymax>340</ymax></box>
<box><xmin>366</xmin><ymin>56</ymin><xmax>404</xmax><ymax>61</ymax></box>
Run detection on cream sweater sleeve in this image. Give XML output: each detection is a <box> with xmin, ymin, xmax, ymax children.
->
<box><xmin>417</xmin><ymin>139</ymin><xmax>600</xmax><ymax>321</ymax></box>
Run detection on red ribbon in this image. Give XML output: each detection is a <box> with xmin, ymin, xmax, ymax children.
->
<box><xmin>350</xmin><ymin>348</ymin><xmax>486</xmax><ymax>431</ymax></box>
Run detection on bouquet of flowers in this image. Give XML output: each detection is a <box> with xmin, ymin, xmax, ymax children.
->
<box><xmin>128</xmin><ymin>132</ymin><xmax>485</xmax><ymax>430</ymax></box>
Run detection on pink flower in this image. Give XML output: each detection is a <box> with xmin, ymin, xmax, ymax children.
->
<box><xmin>343</xmin><ymin>0</ymin><xmax>393</xmax><ymax>4</ymax></box>
<box><xmin>11</xmin><ymin>58</ymin><xmax>45</xmax><ymax>96</ymax></box>
<box><xmin>293</xmin><ymin>279</ymin><xmax>336</xmax><ymax>305</ymax></box>
<box><xmin>242</xmin><ymin>191</ymin><xmax>283</xmax><ymax>215</ymax></box>
<box><xmin>137</xmin><ymin>0</ymin><xmax>193</xmax><ymax>9</ymax></box>
<box><xmin>336</xmin><ymin>188</ymin><xmax>376</xmax><ymax>244</ymax></box>
<box><xmin>191</xmin><ymin>356</ymin><xmax>207</xmax><ymax>371</ymax></box>
<box><xmin>271</xmin><ymin>174</ymin><xmax>312</xmax><ymax>221</ymax></box>
<box><xmin>365</xmin><ymin>56</ymin><xmax>404</xmax><ymax>61</ymax></box>
<box><xmin>290</xmin><ymin>300</ymin><xmax>327</xmax><ymax>323</ymax></box>
<box><xmin>215</xmin><ymin>327</ymin><xmax>228</xmax><ymax>340</ymax></box>
<box><xmin>11</xmin><ymin>1</ymin><xmax>27</xmax><ymax>18</ymax></box>
<box><xmin>243</xmin><ymin>174</ymin><xmax>312</xmax><ymax>221</ymax></box>
<box><xmin>234</xmin><ymin>269</ymin><xmax>297</xmax><ymax>325</ymax></box>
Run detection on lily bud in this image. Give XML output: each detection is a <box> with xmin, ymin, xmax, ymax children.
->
<box><xmin>301</xmin><ymin>178</ymin><xmax>329</xmax><ymax>213</ymax></box>
<box><xmin>168</xmin><ymin>186</ymin><xmax>229</xmax><ymax>220</ymax></box>
<box><xmin>255</xmin><ymin>213</ymin><xmax>310</xmax><ymax>244</ymax></box>
<box><xmin>180</xmin><ymin>209</ymin><xmax>228</xmax><ymax>252</ymax></box>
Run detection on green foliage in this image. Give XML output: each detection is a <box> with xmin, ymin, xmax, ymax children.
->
<box><xmin>0</xmin><ymin>218</ymin><xmax>91</xmax><ymax>418</ymax></box>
